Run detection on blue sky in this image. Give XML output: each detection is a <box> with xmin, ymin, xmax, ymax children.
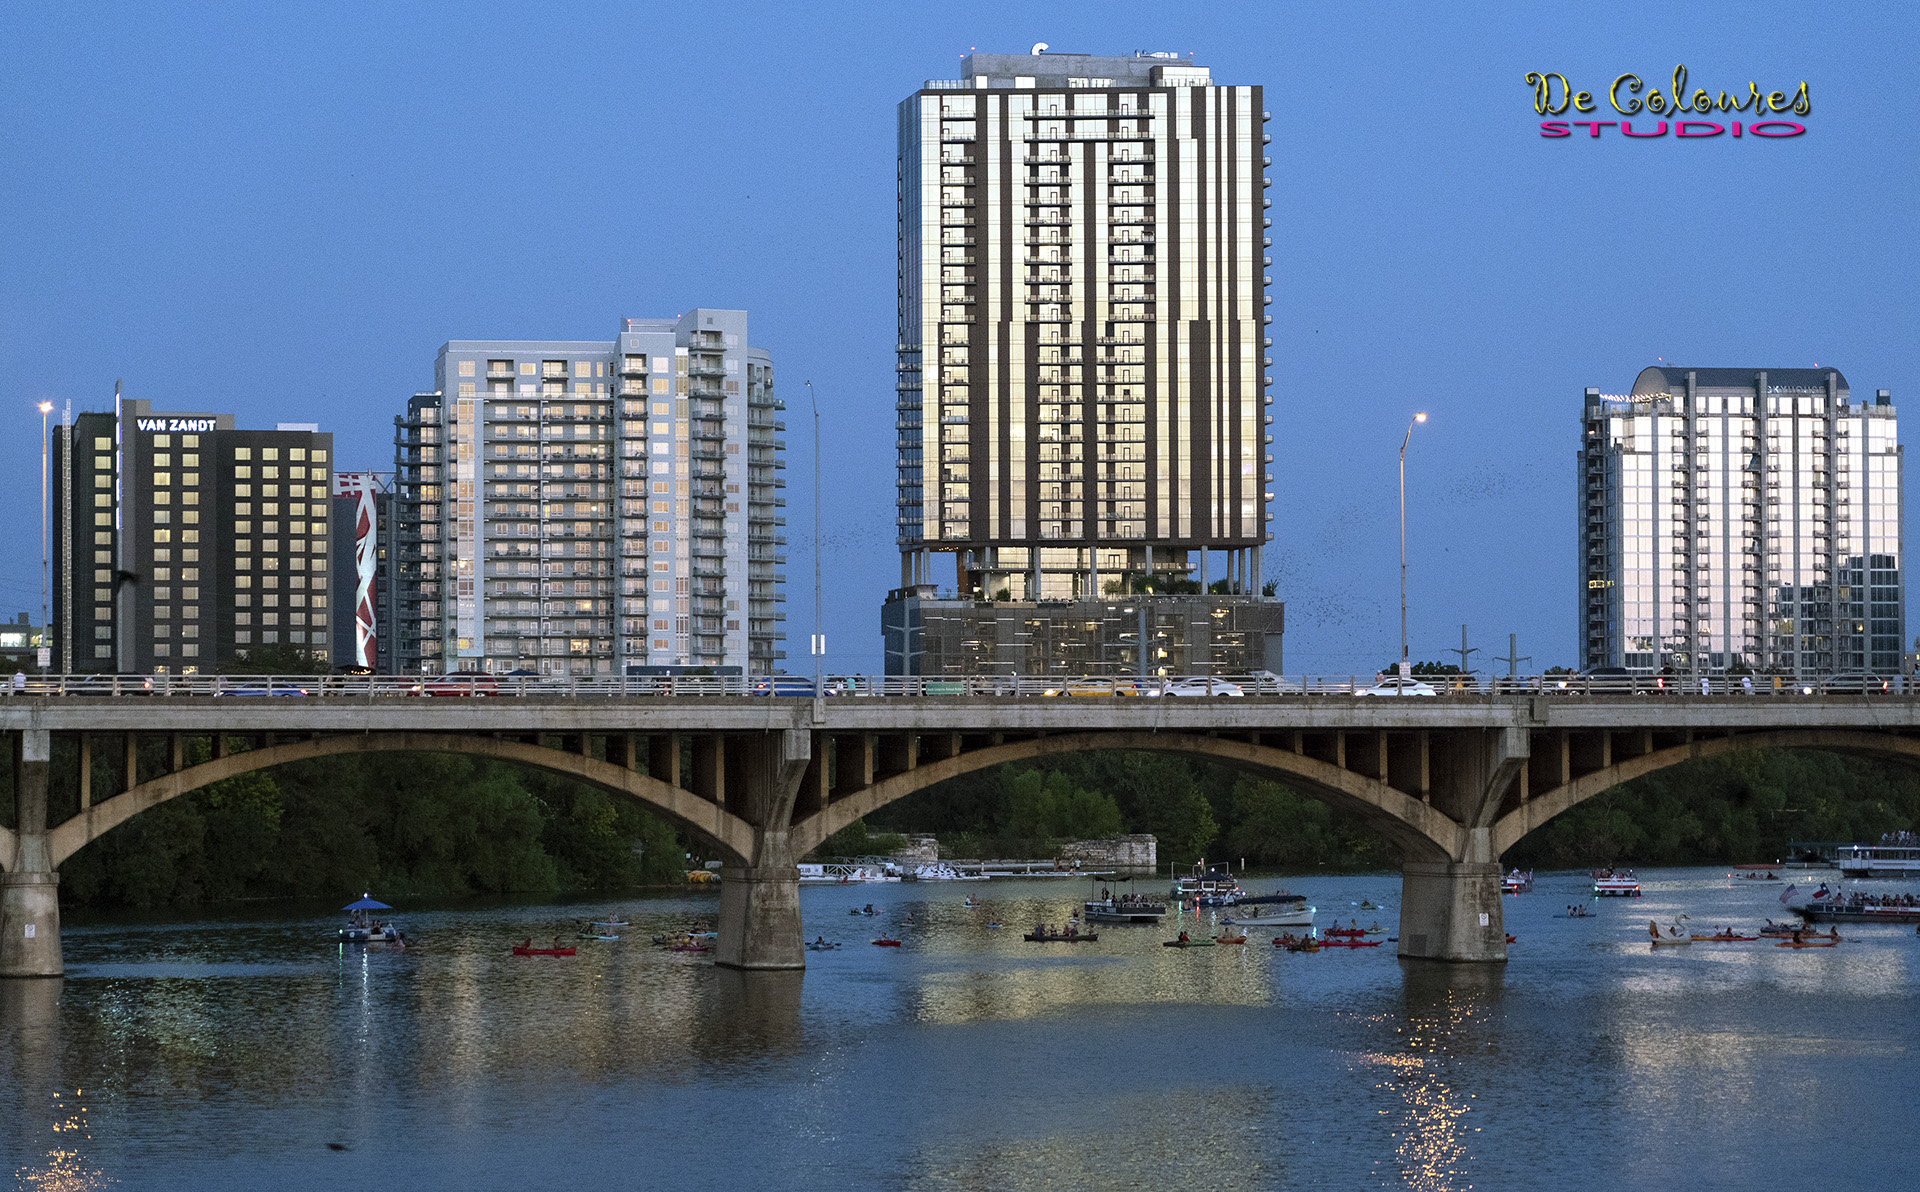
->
<box><xmin>3</xmin><ymin>2</ymin><xmax>1913</xmax><ymax>674</ymax></box>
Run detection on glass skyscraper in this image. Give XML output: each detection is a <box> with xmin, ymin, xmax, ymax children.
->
<box><xmin>1579</xmin><ymin>366</ymin><xmax>1903</xmax><ymax>678</ymax></box>
<box><xmin>894</xmin><ymin>50</ymin><xmax>1273</xmax><ymax>600</ymax></box>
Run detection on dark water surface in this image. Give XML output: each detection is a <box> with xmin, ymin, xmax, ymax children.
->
<box><xmin>4</xmin><ymin>869</ymin><xmax>1916</xmax><ymax>1190</ymax></box>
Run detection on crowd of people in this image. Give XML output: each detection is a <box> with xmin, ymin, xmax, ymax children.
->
<box><xmin>1878</xmin><ymin>831</ymin><xmax>1920</xmax><ymax>847</ymax></box>
<box><xmin>1841</xmin><ymin>890</ymin><xmax>1918</xmax><ymax>908</ymax></box>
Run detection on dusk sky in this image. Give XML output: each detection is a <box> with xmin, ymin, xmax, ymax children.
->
<box><xmin>4</xmin><ymin>2</ymin><xmax>1913</xmax><ymax>674</ymax></box>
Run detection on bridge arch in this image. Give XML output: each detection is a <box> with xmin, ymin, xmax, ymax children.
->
<box><xmin>1494</xmin><ymin>729</ymin><xmax>1920</xmax><ymax>856</ymax></box>
<box><xmin>791</xmin><ymin>731</ymin><xmax>1459</xmax><ymax>863</ymax></box>
<box><xmin>38</xmin><ymin>732</ymin><xmax>759</xmax><ymax>870</ymax></box>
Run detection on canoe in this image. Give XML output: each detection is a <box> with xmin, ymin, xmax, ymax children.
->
<box><xmin>1323</xmin><ymin>927</ymin><xmax>1367</xmax><ymax>938</ymax></box>
<box><xmin>576</xmin><ymin>932</ymin><xmax>620</xmax><ymax>941</ymax></box>
<box><xmin>1023</xmin><ymin>933</ymin><xmax>1098</xmax><ymax>942</ymax></box>
<box><xmin>872</xmin><ymin>938</ymin><xmax>903</xmax><ymax>947</ymax></box>
<box><xmin>1162</xmin><ymin>939</ymin><xmax>1216</xmax><ymax>948</ymax></box>
<box><xmin>1319</xmin><ymin>939</ymin><xmax>1382</xmax><ymax>948</ymax></box>
<box><xmin>589</xmin><ymin>919</ymin><xmax>630</xmax><ymax>928</ymax></box>
<box><xmin>1212</xmin><ymin>935</ymin><xmax>1249</xmax><ymax>945</ymax></box>
<box><xmin>512</xmin><ymin>946</ymin><xmax>575</xmax><ymax>957</ymax></box>
<box><xmin>1691</xmin><ymin>934</ymin><xmax>1759</xmax><ymax>942</ymax></box>
<box><xmin>1776</xmin><ymin>939</ymin><xmax>1839</xmax><ymax>948</ymax></box>
<box><xmin>1279</xmin><ymin>941</ymin><xmax>1320</xmax><ymax>952</ymax></box>
<box><xmin>1650</xmin><ymin>936</ymin><xmax>1692</xmax><ymax>946</ymax></box>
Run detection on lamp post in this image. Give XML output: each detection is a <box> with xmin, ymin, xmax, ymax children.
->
<box><xmin>38</xmin><ymin>400</ymin><xmax>52</xmax><ymax>672</ymax></box>
<box><xmin>1399</xmin><ymin>411</ymin><xmax>1427</xmax><ymax>677</ymax></box>
<box><xmin>806</xmin><ymin>381</ymin><xmax>822</xmax><ymax>696</ymax></box>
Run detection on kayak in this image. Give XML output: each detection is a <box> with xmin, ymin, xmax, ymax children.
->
<box><xmin>1024</xmin><ymin>933</ymin><xmax>1098</xmax><ymax>942</ymax></box>
<box><xmin>1212</xmin><ymin>935</ymin><xmax>1249</xmax><ymax>945</ymax></box>
<box><xmin>670</xmin><ymin>943</ymin><xmax>711</xmax><ymax>953</ymax></box>
<box><xmin>1650</xmin><ymin>936</ymin><xmax>1692</xmax><ymax>946</ymax></box>
<box><xmin>512</xmin><ymin>946</ymin><xmax>575</xmax><ymax>957</ymax></box>
<box><xmin>1319</xmin><ymin>939</ymin><xmax>1382</xmax><ymax>948</ymax></box>
<box><xmin>805</xmin><ymin>942</ymin><xmax>840</xmax><ymax>951</ymax></box>
<box><xmin>1691</xmin><ymin>934</ymin><xmax>1759</xmax><ymax>942</ymax></box>
<box><xmin>576</xmin><ymin>932</ymin><xmax>620</xmax><ymax>941</ymax></box>
<box><xmin>872</xmin><ymin>938</ymin><xmax>903</xmax><ymax>947</ymax></box>
<box><xmin>1163</xmin><ymin>939</ymin><xmax>1216</xmax><ymax>948</ymax></box>
<box><xmin>1776</xmin><ymin>939</ymin><xmax>1839</xmax><ymax>948</ymax></box>
<box><xmin>1279</xmin><ymin>940</ymin><xmax>1320</xmax><ymax>953</ymax></box>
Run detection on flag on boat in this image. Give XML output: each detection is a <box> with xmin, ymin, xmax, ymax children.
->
<box><xmin>1779</xmin><ymin>885</ymin><xmax>1796</xmax><ymax>904</ymax></box>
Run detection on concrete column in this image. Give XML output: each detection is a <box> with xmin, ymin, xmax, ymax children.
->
<box><xmin>714</xmin><ymin>729</ymin><xmax>811</xmax><ymax>972</ymax></box>
<box><xmin>1397</xmin><ymin>861</ymin><xmax>1505</xmax><ymax>963</ymax></box>
<box><xmin>3</xmin><ymin>730</ymin><xmax>63</xmax><ymax>978</ymax></box>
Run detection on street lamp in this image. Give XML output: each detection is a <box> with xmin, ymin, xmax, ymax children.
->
<box><xmin>38</xmin><ymin>401</ymin><xmax>52</xmax><ymax>672</ymax></box>
<box><xmin>806</xmin><ymin>381</ymin><xmax>822</xmax><ymax>696</ymax></box>
<box><xmin>1399</xmin><ymin>411</ymin><xmax>1427</xmax><ymax>676</ymax></box>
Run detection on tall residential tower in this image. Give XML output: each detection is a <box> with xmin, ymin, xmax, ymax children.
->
<box><xmin>392</xmin><ymin>311</ymin><xmax>783</xmax><ymax>676</ymax></box>
<box><xmin>1579</xmin><ymin>366</ymin><xmax>1903</xmax><ymax>678</ymax></box>
<box><xmin>894</xmin><ymin>49</ymin><xmax>1273</xmax><ymax>600</ymax></box>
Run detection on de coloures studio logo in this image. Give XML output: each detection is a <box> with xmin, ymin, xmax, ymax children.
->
<box><xmin>1528</xmin><ymin>65</ymin><xmax>1808</xmax><ymax>139</ymax></box>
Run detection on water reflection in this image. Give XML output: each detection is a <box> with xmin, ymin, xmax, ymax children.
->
<box><xmin>1347</xmin><ymin>962</ymin><xmax>1506</xmax><ymax>1191</ymax></box>
<box><xmin>4</xmin><ymin>978</ymin><xmax>113</xmax><ymax>1192</ymax></box>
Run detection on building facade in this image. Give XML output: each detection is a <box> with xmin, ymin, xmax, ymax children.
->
<box><xmin>391</xmin><ymin>311</ymin><xmax>783</xmax><ymax>676</ymax></box>
<box><xmin>51</xmin><ymin>399</ymin><xmax>334</xmax><ymax>673</ymax></box>
<box><xmin>894</xmin><ymin>49</ymin><xmax>1273</xmax><ymax>600</ymax></box>
<box><xmin>883</xmin><ymin>586</ymin><xmax>1282</xmax><ymax>677</ymax></box>
<box><xmin>1580</xmin><ymin>366</ymin><xmax>1903</xmax><ymax>677</ymax></box>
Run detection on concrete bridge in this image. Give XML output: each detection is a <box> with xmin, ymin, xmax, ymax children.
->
<box><xmin>6</xmin><ymin>688</ymin><xmax>1919</xmax><ymax>976</ymax></box>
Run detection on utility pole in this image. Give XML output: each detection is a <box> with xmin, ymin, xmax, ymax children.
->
<box><xmin>1450</xmin><ymin>624</ymin><xmax>1478</xmax><ymax>674</ymax></box>
<box><xmin>1496</xmin><ymin>633</ymin><xmax>1531</xmax><ymax>677</ymax></box>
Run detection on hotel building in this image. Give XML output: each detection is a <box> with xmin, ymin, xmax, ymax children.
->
<box><xmin>893</xmin><ymin>49</ymin><xmax>1275</xmax><ymax>600</ymax></box>
<box><xmin>391</xmin><ymin>310</ymin><xmax>783</xmax><ymax>676</ymax></box>
<box><xmin>50</xmin><ymin>399</ymin><xmax>334</xmax><ymax>672</ymax></box>
<box><xmin>1579</xmin><ymin>366</ymin><xmax>1903</xmax><ymax>677</ymax></box>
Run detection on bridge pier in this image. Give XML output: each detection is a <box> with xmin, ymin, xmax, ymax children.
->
<box><xmin>1396</xmin><ymin>861</ymin><xmax>1505</xmax><ymax>963</ymax></box>
<box><xmin>712</xmin><ymin>730</ymin><xmax>811</xmax><ymax>971</ymax></box>
<box><xmin>2</xmin><ymin>730</ymin><xmax>63</xmax><ymax>978</ymax></box>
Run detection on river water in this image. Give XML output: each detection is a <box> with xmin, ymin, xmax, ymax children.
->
<box><xmin>4</xmin><ymin>868</ymin><xmax>1916</xmax><ymax>1190</ymax></box>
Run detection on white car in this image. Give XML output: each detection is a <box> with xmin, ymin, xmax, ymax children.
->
<box><xmin>1149</xmin><ymin>677</ymin><xmax>1246</xmax><ymax>698</ymax></box>
<box><xmin>1354</xmin><ymin>677</ymin><xmax>1438</xmax><ymax>697</ymax></box>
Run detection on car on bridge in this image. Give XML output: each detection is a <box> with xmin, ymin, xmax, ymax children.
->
<box><xmin>214</xmin><ymin>682</ymin><xmax>310</xmax><ymax>697</ymax></box>
<box><xmin>414</xmin><ymin>672</ymin><xmax>501</xmax><ymax>697</ymax></box>
<box><xmin>749</xmin><ymin>677</ymin><xmax>837</xmax><ymax>696</ymax></box>
<box><xmin>1354</xmin><ymin>677</ymin><xmax>1436</xmax><ymax>697</ymax></box>
<box><xmin>1821</xmin><ymin>672</ymin><xmax>1896</xmax><ymax>695</ymax></box>
<box><xmin>1146</xmin><ymin>677</ymin><xmax>1245</xmax><ymax>698</ymax></box>
<box><xmin>1042</xmin><ymin>678</ymin><xmax>1142</xmax><ymax>697</ymax></box>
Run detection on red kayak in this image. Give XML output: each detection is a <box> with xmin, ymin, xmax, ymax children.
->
<box><xmin>1318</xmin><ymin>939</ymin><xmax>1382</xmax><ymax>948</ymax></box>
<box><xmin>1323</xmin><ymin>928</ymin><xmax>1366</xmax><ymax>938</ymax></box>
<box><xmin>872</xmin><ymin>937</ymin><xmax>903</xmax><ymax>947</ymax></box>
<box><xmin>512</xmin><ymin>946</ymin><xmax>575</xmax><ymax>957</ymax></box>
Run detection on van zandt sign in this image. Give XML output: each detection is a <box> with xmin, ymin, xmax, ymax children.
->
<box><xmin>135</xmin><ymin>417</ymin><xmax>217</xmax><ymax>432</ymax></box>
<box><xmin>1527</xmin><ymin>65</ymin><xmax>1808</xmax><ymax>139</ymax></box>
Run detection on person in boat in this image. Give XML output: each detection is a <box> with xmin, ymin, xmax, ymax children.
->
<box><xmin>814</xmin><ymin>936</ymin><xmax>827</xmax><ymax>946</ymax></box>
<box><xmin>1648</xmin><ymin>920</ymin><xmax>1660</xmax><ymax>940</ymax></box>
<box><xmin>1178</xmin><ymin>931</ymin><xmax>1190</xmax><ymax>943</ymax></box>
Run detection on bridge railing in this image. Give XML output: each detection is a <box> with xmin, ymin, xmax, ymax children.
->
<box><xmin>3</xmin><ymin>672</ymin><xmax>1913</xmax><ymax>699</ymax></box>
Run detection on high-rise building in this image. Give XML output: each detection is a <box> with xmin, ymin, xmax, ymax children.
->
<box><xmin>1579</xmin><ymin>366</ymin><xmax>1903</xmax><ymax>677</ymax></box>
<box><xmin>50</xmin><ymin>399</ymin><xmax>334</xmax><ymax>673</ymax></box>
<box><xmin>330</xmin><ymin>471</ymin><xmax>390</xmax><ymax>670</ymax></box>
<box><xmin>893</xmin><ymin>50</ymin><xmax>1273</xmax><ymax>599</ymax></box>
<box><xmin>392</xmin><ymin>310</ymin><xmax>783</xmax><ymax>676</ymax></box>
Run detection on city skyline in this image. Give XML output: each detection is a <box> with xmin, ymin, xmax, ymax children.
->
<box><xmin>4</xmin><ymin>4</ymin><xmax>1915</xmax><ymax>674</ymax></box>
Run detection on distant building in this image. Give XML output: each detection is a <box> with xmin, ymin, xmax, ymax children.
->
<box><xmin>0</xmin><ymin>614</ymin><xmax>45</xmax><ymax>673</ymax></box>
<box><xmin>894</xmin><ymin>49</ymin><xmax>1274</xmax><ymax>600</ymax></box>
<box><xmin>1579</xmin><ymin>366</ymin><xmax>1903</xmax><ymax>677</ymax></box>
<box><xmin>883</xmin><ymin>586</ymin><xmax>1282</xmax><ymax>677</ymax></box>
<box><xmin>392</xmin><ymin>311</ymin><xmax>784</xmax><ymax>675</ymax></box>
<box><xmin>51</xmin><ymin>400</ymin><xmax>334</xmax><ymax>672</ymax></box>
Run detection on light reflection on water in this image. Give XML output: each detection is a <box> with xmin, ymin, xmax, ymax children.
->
<box><xmin>2</xmin><ymin>870</ymin><xmax>1917</xmax><ymax>1190</ymax></box>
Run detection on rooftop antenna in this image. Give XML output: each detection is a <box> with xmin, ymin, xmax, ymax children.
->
<box><xmin>1031</xmin><ymin>42</ymin><xmax>1048</xmax><ymax>55</ymax></box>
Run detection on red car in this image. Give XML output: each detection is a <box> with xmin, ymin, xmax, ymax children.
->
<box><xmin>415</xmin><ymin>672</ymin><xmax>500</xmax><ymax>697</ymax></box>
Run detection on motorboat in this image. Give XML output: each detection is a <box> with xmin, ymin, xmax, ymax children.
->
<box><xmin>1234</xmin><ymin>890</ymin><xmax>1310</xmax><ymax>908</ymax></box>
<box><xmin>797</xmin><ymin>863</ymin><xmax>864</xmax><ymax>885</ymax></box>
<box><xmin>337</xmin><ymin>894</ymin><xmax>405</xmax><ymax>944</ymax></box>
<box><xmin>1593</xmin><ymin>868</ymin><xmax>1642</xmax><ymax>897</ymax></box>
<box><xmin>1501</xmin><ymin>869</ymin><xmax>1534</xmax><ymax>894</ymax></box>
<box><xmin>1084</xmin><ymin>876</ymin><xmax>1166</xmax><ymax>923</ymax></box>
<box><xmin>1219</xmin><ymin>906</ymin><xmax>1315</xmax><ymax>929</ymax></box>
<box><xmin>1171</xmin><ymin>865</ymin><xmax>1243</xmax><ymax>906</ymax></box>
<box><xmin>1782</xmin><ymin>882</ymin><xmax>1920</xmax><ymax>924</ymax></box>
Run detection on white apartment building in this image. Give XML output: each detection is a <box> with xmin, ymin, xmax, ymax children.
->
<box><xmin>393</xmin><ymin>310</ymin><xmax>784</xmax><ymax>675</ymax></box>
<box><xmin>1580</xmin><ymin>366</ymin><xmax>1903</xmax><ymax>678</ymax></box>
